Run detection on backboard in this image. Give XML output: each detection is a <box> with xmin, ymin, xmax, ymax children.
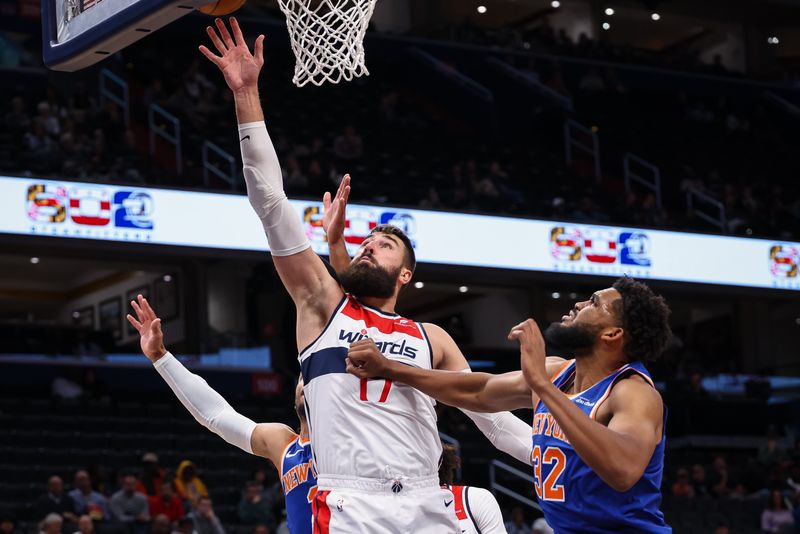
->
<box><xmin>42</xmin><ymin>0</ymin><xmax>209</xmax><ymax>71</ymax></box>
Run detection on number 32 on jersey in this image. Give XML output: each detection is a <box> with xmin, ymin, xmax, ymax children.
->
<box><xmin>532</xmin><ymin>445</ymin><xmax>566</xmax><ymax>502</ymax></box>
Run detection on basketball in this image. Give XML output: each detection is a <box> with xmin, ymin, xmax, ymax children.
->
<box><xmin>199</xmin><ymin>0</ymin><xmax>246</xmax><ymax>16</ymax></box>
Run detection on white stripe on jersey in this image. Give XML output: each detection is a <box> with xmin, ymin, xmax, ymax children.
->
<box><xmin>299</xmin><ymin>295</ymin><xmax>440</xmax><ymax>481</ymax></box>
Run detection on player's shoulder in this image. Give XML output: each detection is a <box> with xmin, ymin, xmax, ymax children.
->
<box><xmin>608</xmin><ymin>372</ymin><xmax>663</xmax><ymax>412</ymax></box>
<box><xmin>464</xmin><ymin>486</ymin><xmax>496</xmax><ymax>503</ymax></box>
<box><xmin>420</xmin><ymin>321</ymin><xmax>447</xmax><ymax>337</ymax></box>
<box><xmin>546</xmin><ymin>357</ymin><xmax>572</xmax><ymax>379</ymax></box>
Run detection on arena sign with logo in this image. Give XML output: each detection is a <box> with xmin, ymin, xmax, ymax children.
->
<box><xmin>0</xmin><ymin>176</ymin><xmax>798</xmax><ymax>291</ymax></box>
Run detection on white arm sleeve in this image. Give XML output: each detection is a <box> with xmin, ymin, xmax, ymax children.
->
<box><xmin>153</xmin><ymin>352</ymin><xmax>257</xmax><ymax>454</ymax></box>
<box><xmin>458</xmin><ymin>370</ymin><xmax>533</xmax><ymax>466</ymax></box>
<box><xmin>238</xmin><ymin>121</ymin><xmax>310</xmax><ymax>257</ymax></box>
<box><xmin>465</xmin><ymin>487</ymin><xmax>507</xmax><ymax>534</ymax></box>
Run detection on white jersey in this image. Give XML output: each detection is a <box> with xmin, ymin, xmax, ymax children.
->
<box><xmin>447</xmin><ymin>485</ymin><xmax>507</xmax><ymax>534</ymax></box>
<box><xmin>299</xmin><ymin>295</ymin><xmax>440</xmax><ymax>482</ymax></box>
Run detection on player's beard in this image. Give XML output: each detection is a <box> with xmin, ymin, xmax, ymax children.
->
<box><xmin>338</xmin><ymin>259</ymin><xmax>400</xmax><ymax>299</ymax></box>
<box><xmin>544</xmin><ymin>321</ymin><xmax>602</xmax><ymax>356</ymax></box>
<box><xmin>295</xmin><ymin>398</ymin><xmax>305</xmax><ymax>422</ymax></box>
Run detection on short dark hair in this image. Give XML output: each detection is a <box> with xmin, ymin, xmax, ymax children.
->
<box><xmin>369</xmin><ymin>224</ymin><xmax>416</xmax><ymax>272</ymax></box>
<box><xmin>438</xmin><ymin>444</ymin><xmax>460</xmax><ymax>486</ymax></box>
<box><xmin>612</xmin><ymin>277</ymin><xmax>672</xmax><ymax>362</ymax></box>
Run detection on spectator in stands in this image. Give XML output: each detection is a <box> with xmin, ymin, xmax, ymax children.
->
<box><xmin>187</xmin><ymin>497</ymin><xmax>223</xmax><ymax>534</ymax></box>
<box><xmin>671</xmin><ymin>467</ymin><xmax>694</xmax><ymax>498</ymax></box>
<box><xmin>237</xmin><ymin>482</ymin><xmax>275</xmax><ymax>529</ymax></box>
<box><xmin>137</xmin><ymin>453</ymin><xmax>165</xmax><ymax>497</ymax></box>
<box><xmin>174</xmin><ymin>461</ymin><xmax>208</xmax><ymax>509</ymax></box>
<box><xmin>74</xmin><ymin>515</ymin><xmax>94</xmax><ymax>534</ymax></box>
<box><xmin>69</xmin><ymin>470</ymin><xmax>109</xmax><ymax>520</ymax></box>
<box><xmin>282</xmin><ymin>155</ymin><xmax>309</xmax><ymax>194</ymax></box>
<box><xmin>691</xmin><ymin>464</ymin><xmax>711</xmax><ymax>497</ymax></box>
<box><xmin>24</xmin><ymin>122</ymin><xmax>59</xmax><ymax>168</ymax></box>
<box><xmin>252</xmin><ymin>525</ymin><xmax>270</xmax><ymax>534</ymax></box>
<box><xmin>710</xmin><ymin>455</ymin><xmax>733</xmax><ymax>498</ymax></box>
<box><xmin>713</xmin><ymin>519</ymin><xmax>730</xmax><ymax>534</ymax></box>
<box><xmin>532</xmin><ymin>517</ymin><xmax>554</xmax><ymax>534</ymax></box>
<box><xmin>760</xmin><ymin>489</ymin><xmax>794</xmax><ymax>533</ymax></box>
<box><xmin>250</xmin><ymin>469</ymin><xmax>280</xmax><ymax>516</ymax></box>
<box><xmin>38</xmin><ymin>514</ymin><xmax>63</xmax><ymax>534</ymax></box>
<box><xmin>417</xmin><ymin>186</ymin><xmax>442</xmax><ymax>209</ymax></box>
<box><xmin>151</xmin><ymin>514</ymin><xmax>172</xmax><ymax>534</ymax></box>
<box><xmin>0</xmin><ymin>512</ymin><xmax>20</xmax><ymax>534</ymax></box>
<box><xmin>34</xmin><ymin>476</ymin><xmax>78</xmax><ymax>523</ymax></box>
<box><xmin>35</xmin><ymin>102</ymin><xmax>60</xmax><ymax>138</ymax></box>
<box><xmin>503</xmin><ymin>506</ymin><xmax>530</xmax><ymax>534</ymax></box>
<box><xmin>148</xmin><ymin>483</ymin><xmax>184</xmax><ymax>523</ymax></box>
<box><xmin>332</xmin><ymin>125</ymin><xmax>363</xmax><ymax>161</ymax></box>
<box><xmin>759</xmin><ymin>427</ymin><xmax>789</xmax><ymax>468</ymax></box>
<box><xmin>87</xmin><ymin>465</ymin><xmax>114</xmax><ymax>497</ymax></box>
<box><xmin>109</xmin><ymin>475</ymin><xmax>150</xmax><ymax>528</ymax></box>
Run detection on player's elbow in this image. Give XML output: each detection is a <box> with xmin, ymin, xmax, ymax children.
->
<box><xmin>606</xmin><ymin>465</ymin><xmax>643</xmax><ymax>492</ymax></box>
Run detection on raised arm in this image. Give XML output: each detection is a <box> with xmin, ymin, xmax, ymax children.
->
<box><xmin>200</xmin><ymin>18</ymin><xmax>341</xmax><ymax>347</ymax></box>
<box><xmin>322</xmin><ymin>174</ymin><xmax>352</xmax><ymax>273</ymax></box>
<box><xmin>127</xmin><ymin>295</ymin><xmax>295</xmax><ymax>466</ymax></box>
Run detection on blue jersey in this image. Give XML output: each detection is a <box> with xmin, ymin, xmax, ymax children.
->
<box><xmin>532</xmin><ymin>360</ymin><xmax>670</xmax><ymax>533</ymax></box>
<box><xmin>279</xmin><ymin>435</ymin><xmax>316</xmax><ymax>534</ymax></box>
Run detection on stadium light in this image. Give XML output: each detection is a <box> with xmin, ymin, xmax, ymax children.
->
<box><xmin>602</xmin><ymin>22</ymin><xmax>611</xmax><ymax>30</ymax></box>
<box><xmin>551</xmin><ymin>292</ymin><xmax>561</xmax><ymax>299</ymax></box>
<box><xmin>30</xmin><ymin>257</ymin><xmax>40</xmax><ymax>264</ymax></box>
<box><xmin>768</xmin><ymin>36</ymin><xmax>780</xmax><ymax>44</ymax></box>
<box><xmin>551</xmin><ymin>0</ymin><xmax>560</xmax><ymax>8</ymax></box>
<box><xmin>414</xmin><ymin>281</ymin><xmax>425</xmax><ymax>289</ymax></box>
<box><xmin>651</xmin><ymin>12</ymin><xmax>660</xmax><ymax>20</ymax></box>
<box><xmin>163</xmin><ymin>274</ymin><xmax>172</xmax><ymax>282</ymax></box>
<box><xmin>459</xmin><ymin>286</ymin><xmax>469</xmax><ymax>293</ymax></box>
<box><xmin>605</xmin><ymin>7</ymin><xmax>614</xmax><ymax>15</ymax></box>
<box><xmin>477</xmin><ymin>5</ymin><xmax>487</xmax><ymax>13</ymax></box>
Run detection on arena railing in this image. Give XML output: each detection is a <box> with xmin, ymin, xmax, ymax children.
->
<box><xmin>624</xmin><ymin>152</ymin><xmax>662</xmax><ymax>210</ymax></box>
<box><xmin>202</xmin><ymin>140</ymin><xmax>238</xmax><ymax>191</ymax></box>
<box><xmin>489</xmin><ymin>459</ymin><xmax>542</xmax><ymax>511</ymax></box>
<box><xmin>99</xmin><ymin>68</ymin><xmax>130</xmax><ymax>128</ymax></box>
<box><xmin>564</xmin><ymin>118</ymin><xmax>601</xmax><ymax>183</ymax></box>
<box><xmin>148</xmin><ymin>103</ymin><xmax>182</xmax><ymax>176</ymax></box>
<box><xmin>484</xmin><ymin>56</ymin><xmax>573</xmax><ymax>112</ymax></box>
<box><xmin>686</xmin><ymin>185</ymin><xmax>727</xmax><ymax>233</ymax></box>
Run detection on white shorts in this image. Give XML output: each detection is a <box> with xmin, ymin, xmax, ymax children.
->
<box><xmin>312</xmin><ymin>475</ymin><xmax>459</xmax><ymax>534</ymax></box>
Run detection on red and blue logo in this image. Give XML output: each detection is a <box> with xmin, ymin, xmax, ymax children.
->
<box><xmin>27</xmin><ymin>183</ymin><xmax>154</xmax><ymax>232</ymax></box>
<box><xmin>550</xmin><ymin>226</ymin><xmax>651</xmax><ymax>270</ymax></box>
<box><xmin>770</xmin><ymin>244</ymin><xmax>798</xmax><ymax>278</ymax></box>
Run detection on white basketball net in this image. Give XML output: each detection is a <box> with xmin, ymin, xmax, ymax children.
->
<box><xmin>278</xmin><ymin>0</ymin><xmax>377</xmax><ymax>87</ymax></box>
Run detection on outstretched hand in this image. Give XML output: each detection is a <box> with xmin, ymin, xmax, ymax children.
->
<box><xmin>345</xmin><ymin>338</ymin><xmax>389</xmax><ymax>379</ymax></box>
<box><xmin>508</xmin><ymin>319</ymin><xmax>548</xmax><ymax>390</ymax></box>
<box><xmin>127</xmin><ymin>294</ymin><xmax>167</xmax><ymax>363</ymax></box>
<box><xmin>322</xmin><ymin>174</ymin><xmax>351</xmax><ymax>244</ymax></box>
<box><xmin>199</xmin><ymin>17</ymin><xmax>264</xmax><ymax>94</ymax></box>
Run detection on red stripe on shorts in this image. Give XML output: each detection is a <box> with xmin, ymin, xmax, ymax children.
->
<box><xmin>313</xmin><ymin>490</ymin><xmax>331</xmax><ymax>534</ymax></box>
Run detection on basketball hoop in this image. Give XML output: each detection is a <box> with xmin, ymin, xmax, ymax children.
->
<box><xmin>277</xmin><ymin>0</ymin><xmax>377</xmax><ymax>87</ymax></box>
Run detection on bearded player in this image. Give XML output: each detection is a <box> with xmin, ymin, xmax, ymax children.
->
<box><xmin>348</xmin><ymin>279</ymin><xmax>672</xmax><ymax>532</ymax></box>
<box><xmin>200</xmin><ymin>18</ymin><xmax>532</xmax><ymax>533</ymax></box>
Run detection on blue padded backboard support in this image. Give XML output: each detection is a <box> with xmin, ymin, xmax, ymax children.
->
<box><xmin>43</xmin><ymin>0</ymin><xmax>208</xmax><ymax>71</ymax></box>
